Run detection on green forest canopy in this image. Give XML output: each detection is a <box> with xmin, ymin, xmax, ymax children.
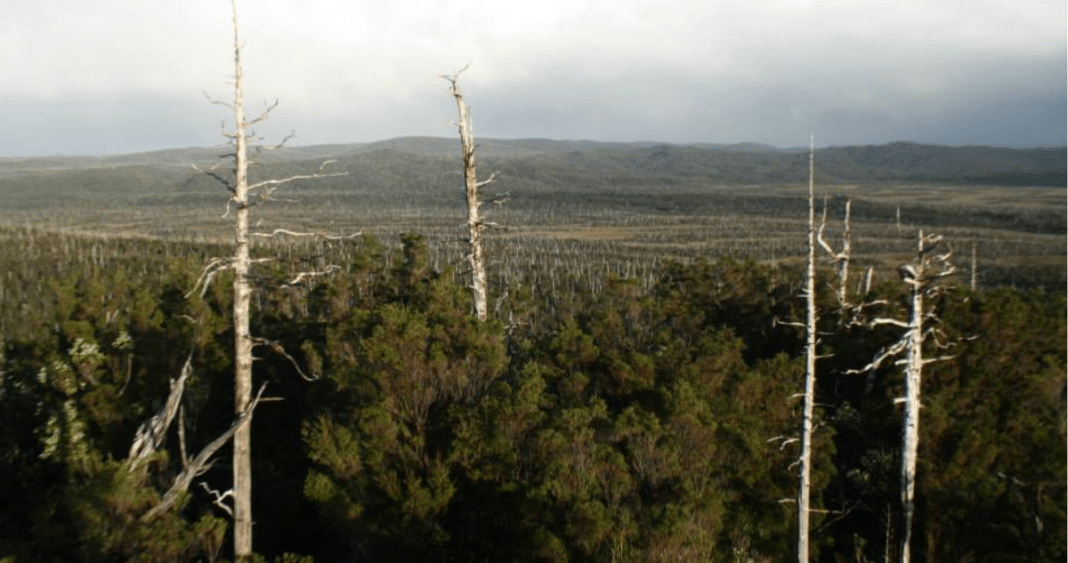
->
<box><xmin>0</xmin><ymin>225</ymin><xmax>1063</xmax><ymax>562</ymax></box>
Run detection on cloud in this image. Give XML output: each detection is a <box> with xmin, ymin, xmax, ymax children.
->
<box><xmin>0</xmin><ymin>0</ymin><xmax>1063</xmax><ymax>155</ymax></box>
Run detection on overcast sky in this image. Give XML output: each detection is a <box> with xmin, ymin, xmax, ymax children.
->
<box><xmin>1</xmin><ymin>0</ymin><xmax>1064</xmax><ymax>156</ymax></box>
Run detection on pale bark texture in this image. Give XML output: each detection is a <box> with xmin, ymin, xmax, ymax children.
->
<box><xmin>228</xmin><ymin>1</ymin><xmax>254</xmax><ymax>555</ymax></box>
<box><xmin>797</xmin><ymin>135</ymin><xmax>817</xmax><ymax>563</ymax></box>
<box><xmin>899</xmin><ymin>260</ymin><xmax>923</xmax><ymax>563</ymax></box>
<box><xmin>445</xmin><ymin>70</ymin><xmax>492</xmax><ymax>321</ymax></box>
<box><xmin>128</xmin><ymin>355</ymin><xmax>192</xmax><ymax>467</ymax></box>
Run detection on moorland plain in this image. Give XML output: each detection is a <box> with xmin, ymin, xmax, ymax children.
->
<box><xmin>0</xmin><ymin>138</ymin><xmax>1064</xmax><ymax>291</ymax></box>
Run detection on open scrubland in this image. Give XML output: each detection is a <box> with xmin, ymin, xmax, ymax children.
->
<box><xmin>0</xmin><ymin>138</ymin><xmax>1065</xmax><ymax>292</ymax></box>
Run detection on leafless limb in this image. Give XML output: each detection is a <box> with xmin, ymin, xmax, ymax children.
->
<box><xmin>128</xmin><ymin>354</ymin><xmax>193</xmax><ymax>469</ymax></box>
<box><xmin>283</xmin><ymin>265</ymin><xmax>341</xmax><ymax>287</ymax></box>
<box><xmin>250</xmin><ymin>228</ymin><xmax>362</xmax><ymax>241</ymax></box>
<box><xmin>198</xmin><ymin>482</ymin><xmax>235</xmax><ymax>517</ymax></box>
<box><xmin>187</xmin><ymin>257</ymin><xmax>234</xmax><ymax>298</ymax></box>
<box><xmin>246</xmin><ymin>99</ymin><xmax>280</xmax><ymax>128</ymax></box>
<box><xmin>773</xmin><ymin>317</ymin><xmax>806</xmax><ymax>329</ymax></box>
<box><xmin>256</xmin><ymin>130</ymin><xmax>297</xmax><ymax>153</ymax></box>
<box><xmin>253</xmin><ymin>337</ymin><xmax>319</xmax><ymax>381</ymax></box>
<box><xmin>845</xmin><ymin>339</ymin><xmax>909</xmax><ymax>375</ymax></box>
<box><xmin>142</xmin><ymin>381</ymin><xmax>268</xmax><ymax>522</ymax></box>
<box><xmin>178</xmin><ymin>405</ymin><xmax>189</xmax><ymax>469</ymax></box>
<box><xmin>246</xmin><ymin>165</ymin><xmax>347</xmax><ymax>195</ymax></box>
<box><xmin>203</xmin><ymin>90</ymin><xmax>235</xmax><ymax>111</ymax></box>
<box><xmin>192</xmin><ymin>162</ymin><xmax>235</xmax><ymax>193</ymax></box>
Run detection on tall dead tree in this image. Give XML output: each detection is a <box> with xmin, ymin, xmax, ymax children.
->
<box><xmin>818</xmin><ymin>198</ymin><xmax>853</xmax><ymax>310</ymax></box>
<box><xmin>849</xmin><ymin>230</ymin><xmax>955</xmax><ymax>563</ymax></box>
<box><xmin>228</xmin><ymin>5</ymin><xmax>254</xmax><ymax>553</ymax></box>
<box><xmin>796</xmin><ymin>134</ymin><xmax>818</xmax><ymax>563</ymax></box>
<box><xmin>444</xmin><ymin>68</ymin><xmax>497</xmax><ymax>321</ymax></box>
<box><xmin>191</xmin><ymin>1</ymin><xmax>347</xmax><ymax>556</ymax></box>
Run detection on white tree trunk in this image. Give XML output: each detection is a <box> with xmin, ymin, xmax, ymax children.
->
<box><xmin>797</xmin><ymin>134</ymin><xmax>817</xmax><ymax>563</ymax></box>
<box><xmin>445</xmin><ymin>71</ymin><xmax>489</xmax><ymax>320</ymax></box>
<box><xmin>970</xmin><ymin>241</ymin><xmax>977</xmax><ymax>291</ymax></box>
<box><xmin>229</xmin><ymin>0</ymin><xmax>254</xmax><ymax>556</ymax></box>
<box><xmin>899</xmin><ymin>231</ymin><xmax>926</xmax><ymax>563</ymax></box>
<box><xmin>850</xmin><ymin>230</ymin><xmax>952</xmax><ymax>563</ymax></box>
<box><xmin>837</xmin><ymin>199</ymin><xmax>851</xmax><ymax>307</ymax></box>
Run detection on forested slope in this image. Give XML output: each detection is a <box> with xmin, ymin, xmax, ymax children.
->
<box><xmin>0</xmin><ymin>226</ymin><xmax>1062</xmax><ymax>562</ymax></box>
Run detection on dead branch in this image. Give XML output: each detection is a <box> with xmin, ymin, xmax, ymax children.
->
<box><xmin>141</xmin><ymin>381</ymin><xmax>268</xmax><ymax>522</ymax></box>
<box><xmin>128</xmin><ymin>354</ymin><xmax>193</xmax><ymax>469</ymax></box>
<box><xmin>284</xmin><ymin>266</ymin><xmax>341</xmax><ymax>286</ymax></box>
<box><xmin>253</xmin><ymin>338</ymin><xmax>319</xmax><ymax>381</ymax></box>
<box><xmin>246</xmin><ymin>99</ymin><xmax>280</xmax><ymax>128</ymax></box>
<box><xmin>845</xmin><ymin>339</ymin><xmax>909</xmax><ymax>375</ymax></box>
<box><xmin>192</xmin><ymin>162</ymin><xmax>235</xmax><ymax>193</ymax></box>
<box><xmin>246</xmin><ymin>168</ymin><xmax>347</xmax><ymax>194</ymax></box>
<box><xmin>250</xmin><ymin>228</ymin><xmax>362</xmax><ymax>241</ymax></box>
<box><xmin>198</xmin><ymin>482</ymin><xmax>234</xmax><ymax>517</ymax></box>
<box><xmin>187</xmin><ymin>257</ymin><xmax>234</xmax><ymax>298</ymax></box>
<box><xmin>178</xmin><ymin>405</ymin><xmax>189</xmax><ymax>469</ymax></box>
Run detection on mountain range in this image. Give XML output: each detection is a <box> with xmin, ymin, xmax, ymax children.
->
<box><xmin>0</xmin><ymin>138</ymin><xmax>1063</xmax><ymax>215</ymax></box>
<box><xmin>0</xmin><ymin>137</ymin><xmax>1063</xmax><ymax>184</ymax></box>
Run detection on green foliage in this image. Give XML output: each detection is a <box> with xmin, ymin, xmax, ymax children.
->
<box><xmin>916</xmin><ymin>288</ymin><xmax>1067</xmax><ymax>561</ymax></box>
<box><xmin>0</xmin><ymin>228</ymin><xmax>1062</xmax><ymax>562</ymax></box>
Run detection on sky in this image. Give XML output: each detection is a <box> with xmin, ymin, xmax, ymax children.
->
<box><xmin>0</xmin><ymin>0</ymin><xmax>1064</xmax><ymax>156</ymax></box>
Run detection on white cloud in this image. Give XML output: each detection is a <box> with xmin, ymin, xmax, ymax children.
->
<box><xmin>0</xmin><ymin>0</ymin><xmax>1063</xmax><ymax>154</ymax></box>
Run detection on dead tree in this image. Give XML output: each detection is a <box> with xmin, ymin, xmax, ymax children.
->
<box><xmin>189</xmin><ymin>1</ymin><xmax>347</xmax><ymax>556</ymax></box>
<box><xmin>818</xmin><ymin>198</ymin><xmax>853</xmax><ymax>310</ymax></box>
<box><xmin>796</xmin><ymin>134</ymin><xmax>818</xmax><ymax>563</ymax></box>
<box><xmin>970</xmin><ymin>241</ymin><xmax>977</xmax><ymax>291</ymax></box>
<box><xmin>849</xmin><ymin>230</ymin><xmax>955</xmax><ymax>563</ymax></box>
<box><xmin>444</xmin><ymin>68</ymin><xmax>498</xmax><ymax>321</ymax></box>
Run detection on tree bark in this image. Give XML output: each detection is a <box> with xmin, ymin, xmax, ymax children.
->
<box><xmin>797</xmin><ymin>134</ymin><xmax>817</xmax><ymax>563</ymax></box>
<box><xmin>838</xmin><ymin>199</ymin><xmax>851</xmax><ymax>307</ymax></box>
<box><xmin>228</xmin><ymin>0</ymin><xmax>254</xmax><ymax>556</ymax></box>
<box><xmin>899</xmin><ymin>230</ymin><xmax>926</xmax><ymax>563</ymax></box>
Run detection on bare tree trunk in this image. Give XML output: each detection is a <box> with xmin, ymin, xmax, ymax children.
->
<box><xmin>445</xmin><ymin>69</ymin><xmax>492</xmax><ymax>321</ymax></box>
<box><xmin>898</xmin><ymin>230</ymin><xmax>928</xmax><ymax>563</ymax></box>
<box><xmin>838</xmin><ymin>199</ymin><xmax>851</xmax><ymax>306</ymax></box>
<box><xmin>797</xmin><ymin>134</ymin><xmax>817</xmax><ymax>563</ymax></box>
<box><xmin>850</xmin><ymin>230</ymin><xmax>954</xmax><ymax>563</ymax></box>
<box><xmin>228</xmin><ymin>1</ymin><xmax>254</xmax><ymax>556</ymax></box>
<box><xmin>970</xmin><ymin>241</ymin><xmax>977</xmax><ymax>291</ymax></box>
<box><xmin>189</xmin><ymin>7</ymin><xmax>347</xmax><ymax>555</ymax></box>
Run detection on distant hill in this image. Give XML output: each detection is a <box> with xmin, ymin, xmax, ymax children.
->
<box><xmin>1</xmin><ymin>137</ymin><xmax>1062</xmax><ymax>185</ymax></box>
<box><xmin>0</xmin><ymin>138</ymin><xmax>1063</xmax><ymax>213</ymax></box>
